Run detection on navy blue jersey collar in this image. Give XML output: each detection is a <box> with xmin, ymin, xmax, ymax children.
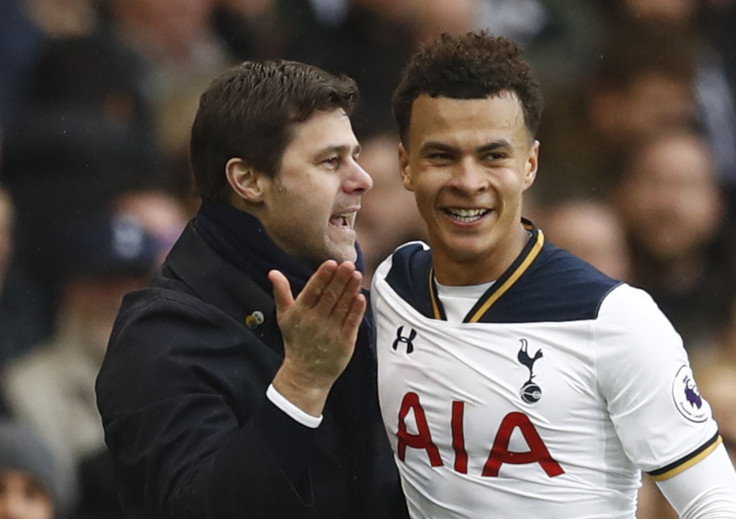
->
<box><xmin>429</xmin><ymin>219</ymin><xmax>545</xmax><ymax>322</ymax></box>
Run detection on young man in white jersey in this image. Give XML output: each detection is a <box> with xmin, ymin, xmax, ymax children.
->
<box><xmin>371</xmin><ymin>30</ymin><xmax>736</xmax><ymax>518</ymax></box>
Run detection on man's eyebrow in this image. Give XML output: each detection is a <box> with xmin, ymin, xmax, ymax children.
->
<box><xmin>317</xmin><ymin>144</ymin><xmax>361</xmax><ymax>156</ymax></box>
<box><xmin>419</xmin><ymin>141</ymin><xmax>458</xmax><ymax>153</ymax></box>
<box><xmin>477</xmin><ymin>140</ymin><xmax>512</xmax><ymax>153</ymax></box>
<box><xmin>419</xmin><ymin>140</ymin><xmax>513</xmax><ymax>153</ymax></box>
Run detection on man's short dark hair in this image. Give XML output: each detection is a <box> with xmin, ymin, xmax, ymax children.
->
<box><xmin>392</xmin><ymin>31</ymin><xmax>543</xmax><ymax>145</ymax></box>
<box><xmin>190</xmin><ymin>60</ymin><xmax>360</xmax><ymax>204</ymax></box>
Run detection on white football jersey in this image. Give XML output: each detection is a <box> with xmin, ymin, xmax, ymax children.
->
<box><xmin>372</xmin><ymin>223</ymin><xmax>721</xmax><ymax>519</ymax></box>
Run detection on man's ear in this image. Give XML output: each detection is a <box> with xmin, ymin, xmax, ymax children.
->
<box><xmin>398</xmin><ymin>143</ymin><xmax>414</xmax><ymax>191</ymax></box>
<box><xmin>523</xmin><ymin>140</ymin><xmax>540</xmax><ymax>191</ymax></box>
<box><xmin>226</xmin><ymin>158</ymin><xmax>266</xmax><ymax>203</ymax></box>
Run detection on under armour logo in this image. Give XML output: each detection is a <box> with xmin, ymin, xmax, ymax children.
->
<box><xmin>517</xmin><ymin>338</ymin><xmax>543</xmax><ymax>404</ymax></box>
<box><xmin>392</xmin><ymin>326</ymin><xmax>417</xmax><ymax>354</ymax></box>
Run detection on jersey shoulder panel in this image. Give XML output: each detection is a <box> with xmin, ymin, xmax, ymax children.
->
<box><xmin>380</xmin><ymin>241</ymin><xmax>436</xmax><ymax>319</ymax></box>
<box><xmin>375</xmin><ymin>236</ymin><xmax>622</xmax><ymax>323</ymax></box>
<box><xmin>493</xmin><ymin>242</ymin><xmax>622</xmax><ymax>323</ymax></box>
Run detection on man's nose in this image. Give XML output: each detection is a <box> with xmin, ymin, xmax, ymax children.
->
<box><xmin>344</xmin><ymin>160</ymin><xmax>374</xmax><ymax>194</ymax></box>
<box><xmin>449</xmin><ymin>158</ymin><xmax>488</xmax><ymax>194</ymax></box>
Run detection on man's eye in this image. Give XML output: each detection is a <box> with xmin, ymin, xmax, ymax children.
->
<box><xmin>483</xmin><ymin>153</ymin><xmax>506</xmax><ymax>162</ymax></box>
<box><xmin>323</xmin><ymin>157</ymin><xmax>340</xmax><ymax>167</ymax></box>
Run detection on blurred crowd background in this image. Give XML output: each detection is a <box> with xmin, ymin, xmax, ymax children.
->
<box><xmin>1</xmin><ymin>0</ymin><xmax>735</xmax><ymax>518</ymax></box>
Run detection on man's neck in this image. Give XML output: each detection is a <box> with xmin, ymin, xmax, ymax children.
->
<box><xmin>432</xmin><ymin>223</ymin><xmax>531</xmax><ymax>286</ymax></box>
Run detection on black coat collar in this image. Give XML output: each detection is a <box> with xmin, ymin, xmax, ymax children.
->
<box><xmin>164</xmin><ymin>222</ymin><xmax>284</xmax><ymax>352</ymax></box>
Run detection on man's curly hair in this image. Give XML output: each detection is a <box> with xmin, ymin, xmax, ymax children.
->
<box><xmin>392</xmin><ymin>31</ymin><xmax>543</xmax><ymax>145</ymax></box>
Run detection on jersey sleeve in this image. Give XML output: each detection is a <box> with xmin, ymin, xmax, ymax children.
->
<box><xmin>594</xmin><ymin>284</ymin><xmax>720</xmax><ymax>477</ymax></box>
<box><xmin>656</xmin><ymin>443</ymin><xmax>736</xmax><ymax>517</ymax></box>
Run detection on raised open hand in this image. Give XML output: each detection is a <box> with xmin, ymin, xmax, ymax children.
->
<box><xmin>269</xmin><ymin>260</ymin><xmax>366</xmax><ymax>416</ymax></box>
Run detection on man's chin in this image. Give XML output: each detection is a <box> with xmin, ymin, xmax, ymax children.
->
<box><xmin>300</xmin><ymin>240</ymin><xmax>357</xmax><ymax>268</ymax></box>
<box><xmin>328</xmin><ymin>239</ymin><xmax>358</xmax><ymax>264</ymax></box>
<box><xmin>325</xmin><ymin>228</ymin><xmax>357</xmax><ymax>261</ymax></box>
<box><xmin>333</xmin><ymin>246</ymin><xmax>358</xmax><ymax>264</ymax></box>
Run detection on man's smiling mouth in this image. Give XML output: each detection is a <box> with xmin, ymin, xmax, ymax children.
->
<box><xmin>444</xmin><ymin>208</ymin><xmax>490</xmax><ymax>223</ymax></box>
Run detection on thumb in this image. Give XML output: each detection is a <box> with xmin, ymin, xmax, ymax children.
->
<box><xmin>268</xmin><ymin>269</ymin><xmax>294</xmax><ymax>313</ymax></box>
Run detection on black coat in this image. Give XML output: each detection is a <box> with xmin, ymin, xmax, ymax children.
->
<box><xmin>96</xmin><ymin>211</ymin><xmax>406</xmax><ymax>519</ymax></box>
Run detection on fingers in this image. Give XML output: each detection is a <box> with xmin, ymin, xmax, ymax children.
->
<box><xmin>297</xmin><ymin>260</ymin><xmax>338</xmax><ymax>308</ymax></box>
<box><xmin>315</xmin><ymin>263</ymin><xmax>363</xmax><ymax>321</ymax></box>
<box><xmin>271</xmin><ymin>262</ymin><xmax>364</xmax><ymax>320</ymax></box>
<box><xmin>272</xmin><ymin>261</ymin><xmax>366</xmax><ymax>340</ymax></box>
<box><xmin>342</xmin><ymin>292</ymin><xmax>367</xmax><ymax>335</ymax></box>
<box><xmin>330</xmin><ymin>269</ymin><xmax>365</xmax><ymax>325</ymax></box>
<box><xmin>273</xmin><ymin>261</ymin><xmax>366</xmax><ymax>393</ymax></box>
<box><xmin>300</xmin><ymin>261</ymin><xmax>362</xmax><ymax>315</ymax></box>
<box><xmin>268</xmin><ymin>269</ymin><xmax>294</xmax><ymax>313</ymax></box>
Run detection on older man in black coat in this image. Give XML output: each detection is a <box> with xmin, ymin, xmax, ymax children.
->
<box><xmin>96</xmin><ymin>60</ymin><xmax>406</xmax><ymax>519</ymax></box>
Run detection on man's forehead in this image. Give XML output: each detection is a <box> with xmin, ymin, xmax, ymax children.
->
<box><xmin>287</xmin><ymin>109</ymin><xmax>358</xmax><ymax>151</ymax></box>
<box><xmin>407</xmin><ymin>94</ymin><xmax>529</xmax><ymax>146</ymax></box>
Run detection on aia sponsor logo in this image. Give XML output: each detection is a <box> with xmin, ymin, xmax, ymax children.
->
<box><xmin>396</xmin><ymin>392</ymin><xmax>564</xmax><ymax>477</ymax></box>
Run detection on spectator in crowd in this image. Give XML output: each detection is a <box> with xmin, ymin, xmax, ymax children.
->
<box><xmin>600</xmin><ymin>0</ymin><xmax>736</xmax><ymax>199</ymax></box>
<box><xmin>535</xmin><ymin>19</ymin><xmax>700</xmax><ymax>199</ymax></box>
<box><xmin>612</xmin><ymin>128</ymin><xmax>734</xmax><ymax>351</ymax></box>
<box><xmin>110</xmin><ymin>187</ymin><xmax>192</xmax><ymax>265</ymax></box>
<box><xmin>538</xmin><ymin>195</ymin><xmax>631</xmax><ymax>282</ymax></box>
<box><xmin>19</xmin><ymin>33</ymin><xmax>159</xmax><ymax>147</ymax></box>
<box><xmin>0</xmin><ymin>419</ymin><xmax>71</xmax><ymax>519</ymax></box>
<box><xmin>101</xmin><ymin>0</ymin><xmax>236</xmax><ymax>164</ymax></box>
<box><xmin>1</xmin><ymin>211</ymin><xmax>159</xmax><ymax>517</ymax></box>
<box><xmin>0</xmin><ymin>187</ymin><xmax>46</xmax><ymax>390</ymax></box>
<box><xmin>0</xmin><ymin>32</ymin><xmax>163</xmax><ymax>337</ymax></box>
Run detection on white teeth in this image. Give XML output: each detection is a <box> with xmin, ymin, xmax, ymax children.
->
<box><xmin>448</xmin><ymin>208</ymin><xmax>486</xmax><ymax>217</ymax></box>
<box><xmin>446</xmin><ymin>208</ymin><xmax>488</xmax><ymax>222</ymax></box>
